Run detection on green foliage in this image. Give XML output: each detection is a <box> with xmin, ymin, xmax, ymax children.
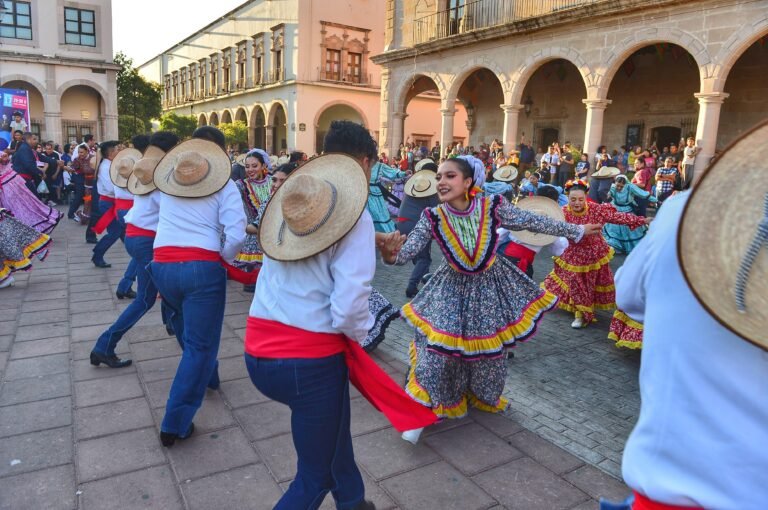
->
<box><xmin>218</xmin><ymin>121</ymin><xmax>249</xmax><ymax>148</ymax></box>
<box><xmin>159</xmin><ymin>112</ymin><xmax>198</xmax><ymax>140</ymax></box>
<box><xmin>115</xmin><ymin>51</ymin><xmax>162</xmax><ymax>139</ymax></box>
<box><xmin>118</xmin><ymin>115</ymin><xmax>148</xmax><ymax>142</ymax></box>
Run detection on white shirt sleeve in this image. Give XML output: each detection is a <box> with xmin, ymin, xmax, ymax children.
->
<box><xmin>218</xmin><ymin>181</ymin><xmax>247</xmax><ymax>263</ymax></box>
<box><xmin>329</xmin><ymin>214</ymin><xmax>376</xmax><ymax>342</ymax></box>
<box><xmin>547</xmin><ymin>237</ymin><xmax>569</xmax><ymax>257</ymax></box>
<box><xmin>615</xmin><ymin>234</ymin><xmax>651</xmax><ymax>322</ymax></box>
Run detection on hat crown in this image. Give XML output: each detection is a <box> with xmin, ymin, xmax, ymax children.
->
<box><xmin>413</xmin><ymin>176</ymin><xmax>430</xmax><ymax>192</ymax></box>
<box><xmin>281</xmin><ymin>174</ymin><xmax>334</xmax><ymax>236</ymax></box>
<box><xmin>115</xmin><ymin>157</ymin><xmax>136</xmax><ymax>179</ymax></box>
<box><xmin>133</xmin><ymin>157</ymin><xmax>160</xmax><ymax>184</ymax></box>
<box><xmin>173</xmin><ymin>152</ymin><xmax>209</xmax><ymax>186</ymax></box>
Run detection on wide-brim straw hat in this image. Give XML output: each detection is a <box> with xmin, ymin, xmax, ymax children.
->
<box><xmin>110</xmin><ymin>148</ymin><xmax>142</xmax><ymax>189</ymax></box>
<box><xmin>678</xmin><ymin>120</ymin><xmax>768</xmax><ymax>350</ymax></box>
<box><xmin>415</xmin><ymin>158</ymin><xmax>435</xmax><ymax>172</ymax></box>
<box><xmin>493</xmin><ymin>165</ymin><xmax>519</xmax><ymax>183</ymax></box>
<box><xmin>404</xmin><ymin>170</ymin><xmax>438</xmax><ymax>198</ymax></box>
<box><xmin>591</xmin><ymin>166</ymin><xmax>620</xmax><ymax>179</ymax></box>
<box><xmin>234</xmin><ymin>153</ymin><xmax>247</xmax><ymax>166</ymax></box>
<box><xmin>259</xmin><ymin>153</ymin><xmax>368</xmax><ymax>262</ymax></box>
<box><xmin>154</xmin><ymin>139</ymin><xmax>231</xmax><ymax>198</ymax></box>
<box><xmin>127</xmin><ymin>146</ymin><xmax>166</xmax><ymax>196</ymax></box>
<box><xmin>512</xmin><ymin>196</ymin><xmax>565</xmax><ymax>246</ymax></box>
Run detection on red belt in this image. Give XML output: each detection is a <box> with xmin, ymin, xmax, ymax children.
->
<box><xmin>116</xmin><ymin>198</ymin><xmax>134</xmax><ymax>211</ymax></box>
<box><xmin>245</xmin><ymin>317</ymin><xmax>438</xmax><ymax>432</ymax></box>
<box><xmin>633</xmin><ymin>491</ymin><xmax>702</xmax><ymax>510</ymax></box>
<box><xmin>91</xmin><ymin>196</ymin><xmax>117</xmax><ymax>234</ymax></box>
<box><xmin>125</xmin><ymin>223</ymin><xmax>156</xmax><ymax>238</ymax></box>
<box><xmin>503</xmin><ymin>241</ymin><xmax>536</xmax><ymax>272</ymax></box>
<box><xmin>153</xmin><ymin>246</ymin><xmax>259</xmax><ymax>285</ymax></box>
<box><xmin>18</xmin><ymin>173</ymin><xmax>33</xmax><ymax>181</ymax></box>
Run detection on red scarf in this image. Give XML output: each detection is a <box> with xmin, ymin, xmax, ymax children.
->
<box><xmin>633</xmin><ymin>491</ymin><xmax>702</xmax><ymax>510</ymax></box>
<box><xmin>153</xmin><ymin>247</ymin><xmax>259</xmax><ymax>285</ymax></box>
<box><xmin>245</xmin><ymin>317</ymin><xmax>438</xmax><ymax>432</ymax></box>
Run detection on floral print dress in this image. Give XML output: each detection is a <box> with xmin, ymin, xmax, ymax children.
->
<box><xmin>0</xmin><ymin>208</ymin><xmax>51</xmax><ymax>285</ymax></box>
<box><xmin>392</xmin><ymin>194</ymin><xmax>583</xmax><ymax>419</ymax></box>
<box><xmin>233</xmin><ymin>177</ymin><xmax>271</xmax><ymax>271</ymax></box>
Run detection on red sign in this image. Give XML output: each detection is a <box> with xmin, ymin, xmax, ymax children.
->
<box><xmin>11</xmin><ymin>95</ymin><xmax>28</xmax><ymax>109</ymax></box>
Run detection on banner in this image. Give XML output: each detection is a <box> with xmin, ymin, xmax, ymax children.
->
<box><xmin>0</xmin><ymin>88</ymin><xmax>31</xmax><ymax>151</ymax></box>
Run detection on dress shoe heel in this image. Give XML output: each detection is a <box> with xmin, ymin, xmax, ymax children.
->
<box><xmin>161</xmin><ymin>422</ymin><xmax>195</xmax><ymax>447</ymax></box>
<box><xmin>90</xmin><ymin>352</ymin><xmax>132</xmax><ymax>368</ymax></box>
<box><xmin>116</xmin><ymin>289</ymin><xmax>137</xmax><ymax>300</ymax></box>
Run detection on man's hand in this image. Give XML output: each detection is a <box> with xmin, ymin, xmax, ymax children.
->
<box><xmin>583</xmin><ymin>223</ymin><xmax>603</xmax><ymax>236</ymax></box>
<box><xmin>378</xmin><ymin>232</ymin><xmax>406</xmax><ymax>263</ymax></box>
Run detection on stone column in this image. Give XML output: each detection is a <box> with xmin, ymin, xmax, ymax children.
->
<box><xmin>693</xmin><ymin>92</ymin><xmax>729</xmax><ymax>177</ymax></box>
<box><xmin>104</xmin><ymin>113</ymin><xmax>119</xmax><ymax>141</ymax></box>
<box><xmin>391</xmin><ymin>111</ymin><xmax>407</xmax><ymax>152</ymax></box>
<box><xmin>43</xmin><ymin>111</ymin><xmax>62</xmax><ymax>146</ymax></box>
<box><xmin>500</xmin><ymin>104</ymin><xmax>523</xmax><ymax>151</ymax></box>
<box><xmin>582</xmin><ymin>99</ymin><xmax>611</xmax><ymax>156</ymax></box>
<box><xmin>265</xmin><ymin>125</ymin><xmax>274</xmax><ymax>154</ymax></box>
<box><xmin>440</xmin><ymin>108</ymin><xmax>456</xmax><ymax>154</ymax></box>
<box><xmin>245</xmin><ymin>41</ymin><xmax>254</xmax><ymax>88</ymax></box>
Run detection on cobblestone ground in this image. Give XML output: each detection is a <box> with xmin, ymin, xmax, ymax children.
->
<box><xmin>0</xmin><ymin>211</ymin><xmax>632</xmax><ymax>509</ymax></box>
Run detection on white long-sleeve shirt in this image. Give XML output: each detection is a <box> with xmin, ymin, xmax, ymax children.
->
<box><xmin>250</xmin><ymin>210</ymin><xmax>375</xmax><ymax>342</ymax></box>
<box><xmin>496</xmin><ymin>228</ymin><xmax>568</xmax><ymax>257</ymax></box>
<box><xmin>154</xmin><ymin>179</ymin><xmax>246</xmax><ymax>263</ymax></box>
<box><xmin>124</xmin><ymin>190</ymin><xmax>160</xmax><ymax>231</ymax></box>
<box><xmin>114</xmin><ymin>185</ymin><xmax>134</xmax><ymax>201</ymax></box>
<box><xmin>619</xmin><ymin>192</ymin><xmax>768</xmax><ymax>508</ymax></box>
<box><xmin>96</xmin><ymin>159</ymin><xmax>114</xmax><ymax>197</ymax></box>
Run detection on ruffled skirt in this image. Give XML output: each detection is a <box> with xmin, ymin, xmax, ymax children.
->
<box><xmin>360</xmin><ymin>288</ymin><xmax>400</xmax><ymax>352</ymax></box>
<box><xmin>233</xmin><ymin>233</ymin><xmax>263</xmax><ymax>270</ymax></box>
<box><xmin>0</xmin><ymin>170</ymin><xmax>62</xmax><ymax>233</ymax></box>
<box><xmin>603</xmin><ymin>223</ymin><xmax>647</xmax><ymax>255</ymax></box>
<box><xmin>608</xmin><ymin>310</ymin><xmax>644</xmax><ymax>349</ymax></box>
<box><xmin>0</xmin><ymin>210</ymin><xmax>51</xmax><ymax>284</ymax></box>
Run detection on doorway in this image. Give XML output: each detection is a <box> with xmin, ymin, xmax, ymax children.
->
<box><xmin>540</xmin><ymin>128</ymin><xmax>559</xmax><ymax>150</ymax></box>
<box><xmin>650</xmin><ymin>125</ymin><xmax>681</xmax><ymax>151</ymax></box>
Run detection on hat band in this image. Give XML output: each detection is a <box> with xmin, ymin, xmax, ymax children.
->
<box><xmin>277</xmin><ymin>181</ymin><xmax>338</xmax><ymax>245</ymax></box>
<box><xmin>413</xmin><ymin>180</ymin><xmax>431</xmax><ymax>192</ymax></box>
<box><xmin>734</xmin><ymin>192</ymin><xmax>768</xmax><ymax>312</ymax></box>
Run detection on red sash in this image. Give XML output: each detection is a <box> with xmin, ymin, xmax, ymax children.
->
<box><xmin>633</xmin><ymin>491</ymin><xmax>703</xmax><ymax>510</ymax></box>
<box><xmin>245</xmin><ymin>317</ymin><xmax>438</xmax><ymax>432</ymax></box>
<box><xmin>91</xmin><ymin>196</ymin><xmax>116</xmax><ymax>234</ymax></box>
<box><xmin>125</xmin><ymin>223</ymin><xmax>156</xmax><ymax>238</ymax></box>
<box><xmin>503</xmin><ymin>241</ymin><xmax>536</xmax><ymax>272</ymax></box>
<box><xmin>153</xmin><ymin>247</ymin><xmax>258</xmax><ymax>285</ymax></box>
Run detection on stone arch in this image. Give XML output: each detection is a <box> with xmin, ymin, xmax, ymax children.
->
<box><xmin>0</xmin><ymin>77</ymin><xmax>47</xmax><ymax>121</ymax></box>
<box><xmin>598</xmin><ymin>28</ymin><xmax>712</xmax><ymax>98</ymax></box>
<box><xmin>312</xmin><ymin>100</ymin><xmax>369</xmax><ymax>129</ymax></box>
<box><xmin>209</xmin><ymin>111</ymin><xmax>219</xmax><ymax>125</ymax></box>
<box><xmin>220</xmin><ymin>109</ymin><xmax>233</xmax><ymax>124</ymax></box>
<box><xmin>392</xmin><ymin>71</ymin><xmax>447</xmax><ymax>113</ymax></box>
<box><xmin>713</xmin><ymin>19</ymin><xmax>768</xmax><ymax>91</ymax></box>
<box><xmin>56</xmin><ymin>79</ymin><xmax>111</xmax><ymax>112</ymax></box>
<box><xmin>444</xmin><ymin>60</ymin><xmax>511</xmax><ymax>106</ymax></box>
<box><xmin>234</xmin><ymin>106</ymin><xmax>248</xmax><ymax>125</ymax></box>
<box><xmin>197</xmin><ymin>113</ymin><xmax>207</xmax><ymax>127</ymax></box>
<box><xmin>267</xmin><ymin>100</ymin><xmax>289</xmax><ymax>126</ymax></box>
<box><xmin>0</xmin><ymin>75</ymin><xmax>48</xmax><ymax>109</ymax></box>
<box><xmin>249</xmin><ymin>104</ymin><xmax>267</xmax><ymax>127</ymax></box>
<box><xmin>250</xmin><ymin>104</ymin><xmax>268</xmax><ymax>150</ymax></box>
<box><xmin>509</xmin><ymin>47</ymin><xmax>593</xmax><ymax>105</ymax></box>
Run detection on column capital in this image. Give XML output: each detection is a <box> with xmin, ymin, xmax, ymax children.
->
<box><xmin>392</xmin><ymin>111</ymin><xmax>408</xmax><ymax>120</ymax></box>
<box><xmin>500</xmin><ymin>104</ymin><xmax>524</xmax><ymax>113</ymax></box>
<box><xmin>582</xmin><ymin>99</ymin><xmax>612</xmax><ymax>109</ymax></box>
<box><xmin>694</xmin><ymin>92</ymin><xmax>730</xmax><ymax>104</ymax></box>
<box><xmin>439</xmin><ymin>108</ymin><xmax>457</xmax><ymax>117</ymax></box>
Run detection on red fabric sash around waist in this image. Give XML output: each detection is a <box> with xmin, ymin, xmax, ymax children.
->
<box><xmin>125</xmin><ymin>223</ymin><xmax>156</xmax><ymax>238</ymax></box>
<box><xmin>116</xmin><ymin>198</ymin><xmax>134</xmax><ymax>211</ymax></box>
<box><xmin>503</xmin><ymin>241</ymin><xmax>536</xmax><ymax>272</ymax></box>
<box><xmin>18</xmin><ymin>173</ymin><xmax>33</xmax><ymax>181</ymax></box>
<box><xmin>633</xmin><ymin>491</ymin><xmax>703</xmax><ymax>510</ymax></box>
<box><xmin>153</xmin><ymin>247</ymin><xmax>259</xmax><ymax>285</ymax></box>
<box><xmin>91</xmin><ymin>196</ymin><xmax>117</xmax><ymax>234</ymax></box>
<box><xmin>245</xmin><ymin>317</ymin><xmax>438</xmax><ymax>432</ymax></box>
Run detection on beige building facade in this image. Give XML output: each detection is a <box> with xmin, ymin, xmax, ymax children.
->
<box><xmin>138</xmin><ymin>0</ymin><xmax>464</xmax><ymax>155</ymax></box>
<box><xmin>0</xmin><ymin>0</ymin><xmax>118</xmax><ymax>143</ymax></box>
<box><xmin>374</xmin><ymin>0</ymin><xmax>768</xmax><ymax>173</ymax></box>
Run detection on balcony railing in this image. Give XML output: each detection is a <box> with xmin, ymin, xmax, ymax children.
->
<box><xmin>413</xmin><ymin>0</ymin><xmax>599</xmax><ymax>45</ymax></box>
<box><xmin>318</xmin><ymin>70</ymin><xmax>372</xmax><ymax>86</ymax></box>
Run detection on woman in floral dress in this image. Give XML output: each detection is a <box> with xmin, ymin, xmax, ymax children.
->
<box><xmin>0</xmin><ymin>152</ymin><xmax>62</xmax><ymax>233</ymax></box>
<box><xmin>541</xmin><ymin>180</ymin><xmax>650</xmax><ymax>329</ymax></box>
<box><xmin>382</xmin><ymin>158</ymin><xmax>599</xmax><ymax>433</ymax></box>
<box><xmin>368</xmin><ymin>160</ymin><xmax>406</xmax><ymax>233</ymax></box>
<box><xmin>233</xmin><ymin>150</ymin><xmax>272</xmax><ymax>291</ymax></box>
<box><xmin>603</xmin><ymin>175</ymin><xmax>657</xmax><ymax>254</ymax></box>
<box><xmin>0</xmin><ymin>208</ymin><xmax>51</xmax><ymax>288</ymax></box>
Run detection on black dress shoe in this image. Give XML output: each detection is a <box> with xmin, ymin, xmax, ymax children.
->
<box><xmin>92</xmin><ymin>258</ymin><xmax>111</xmax><ymax>268</ymax></box>
<box><xmin>160</xmin><ymin>422</ymin><xmax>195</xmax><ymax>447</ymax></box>
<box><xmin>86</xmin><ymin>238</ymin><xmax>98</xmax><ymax>244</ymax></box>
<box><xmin>351</xmin><ymin>500</ymin><xmax>376</xmax><ymax>510</ymax></box>
<box><xmin>405</xmin><ymin>287</ymin><xmax>418</xmax><ymax>298</ymax></box>
<box><xmin>116</xmin><ymin>289</ymin><xmax>137</xmax><ymax>299</ymax></box>
<box><xmin>90</xmin><ymin>351</ymin><xmax>132</xmax><ymax>368</ymax></box>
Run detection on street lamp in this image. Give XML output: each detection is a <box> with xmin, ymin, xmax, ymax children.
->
<box><xmin>524</xmin><ymin>96</ymin><xmax>534</xmax><ymax>117</ymax></box>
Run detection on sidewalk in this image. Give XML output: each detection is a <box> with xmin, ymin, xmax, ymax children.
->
<box><xmin>0</xmin><ymin>214</ymin><xmax>630</xmax><ymax>509</ymax></box>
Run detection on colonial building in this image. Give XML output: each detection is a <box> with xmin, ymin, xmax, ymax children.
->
<box><xmin>373</xmin><ymin>0</ymin><xmax>768</xmax><ymax>172</ymax></box>
<box><xmin>0</xmin><ymin>0</ymin><xmax>118</xmax><ymax>143</ymax></box>
<box><xmin>137</xmin><ymin>0</ymin><xmax>463</xmax><ymax>155</ymax></box>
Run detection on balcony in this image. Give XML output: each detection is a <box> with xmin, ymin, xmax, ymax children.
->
<box><xmin>318</xmin><ymin>70</ymin><xmax>372</xmax><ymax>87</ymax></box>
<box><xmin>413</xmin><ymin>0</ymin><xmax>600</xmax><ymax>45</ymax></box>
<box><xmin>263</xmin><ymin>68</ymin><xmax>285</xmax><ymax>84</ymax></box>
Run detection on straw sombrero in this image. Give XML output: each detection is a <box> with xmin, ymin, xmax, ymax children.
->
<box><xmin>154</xmin><ymin>139</ymin><xmax>231</xmax><ymax>198</ymax></box>
<box><xmin>591</xmin><ymin>166</ymin><xmax>620</xmax><ymax>179</ymax></box>
<box><xmin>404</xmin><ymin>170</ymin><xmax>438</xmax><ymax>198</ymax></box>
<box><xmin>259</xmin><ymin>153</ymin><xmax>368</xmax><ymax>262</ymax></box>
<box><xmin>126</xmin><ymin>146</ymin><xmax>166</xmax><ymax>196</ymax></box>
<box><xmin>110</xmin><ymin>148</ymin><xmax>141</xmax><ymax>189</ymax></box>
<box><xmin>679</xmin><ymin>120</ymin><xmax>768</xmax><ymax>350</ymax></box>
<box><xmin>234</xmin><ymin>153</ymin><xmax>247</xmax><ymax>166</ymax></box>
<box><xmin>493</xmin><ymin>165</ymin><xmax>518</xmax><ymax>183</ymax></box>
<box><xmin>415</xmin><ymin>158</ymin><xmax>436</xmax><ymax>172</ymax></box>
<box><xmin>512</xmin><ymin>196</ymin><xmax>565</xmax><ymax>246</ymax></box>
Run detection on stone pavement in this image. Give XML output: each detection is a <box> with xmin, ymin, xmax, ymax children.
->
<box><xmin>0</xmin><ymin>212</ymin><xmax>632</xmax><ymax>509</ymax></box>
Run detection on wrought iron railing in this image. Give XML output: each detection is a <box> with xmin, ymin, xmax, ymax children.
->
<box><xmin>318</xmin><ymin>70</ymin><xmax>372</xmax><ymax>86</ymax></box>
<box><xmin>413</xmin><ymin>0</ymin><xmax>600</xmax><ymax>45</ymax></box>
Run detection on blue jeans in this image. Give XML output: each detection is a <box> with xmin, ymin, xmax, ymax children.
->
<box><xmin>245</xmin><ymin>354</ymin><xmax>365</xmax><ymax>510</ymax></box>
<box><xmin>149</xmin><ymin>260</ymin><xmax>226</xmax><ymax>435</ymax></box>
<box><xmin>116</xmin><ymin>209</ymin><xmax>137</xmax><ymax>293</ymax></box>
<box><xmin>407</xmin><ymin>241</ymin><xmax>432</xmax><ymax>290</ymax></box>
<box><xmin>92</xmin><ymin>200</ymin><xmax>125</xmax><ymax>265</ymax></box>
<box><xmin>92</xmin><ymin>236</ymin><xmax>156</xmax><ymax>356</ymax></box>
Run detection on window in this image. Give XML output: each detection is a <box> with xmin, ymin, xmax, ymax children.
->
<box><xmin>255</xmin><ymin>56</ymin><xmax>262</xmax><ymax>83</ymax></box>
<box><xmin>274</xmin><ymin>50</ymin><xmax>282</xmax><ymax>78</ymax></box>
<box><xmin>325</xmin><ymin>49</ymin><xmax>340</xmax><ymax>81</ymax></box>
<box><xmin>0</xmin><ymin>1</ymin><xmax>32</xmax><ymax>40</ymax></box>
<box><xmin>64</xmin><ymin>7</ymin><xmax>96</xmax><ymax>46</ymax></box>
<box><xmin>347</xmin><ymin>52</ymin><xmax>362</xmax><ymax>83</ymax></box>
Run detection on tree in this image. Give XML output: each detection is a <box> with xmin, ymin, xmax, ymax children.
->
<box><xmin>118</xmin><ymin>116</ymin><xmax>147</xmax><ymax>142</ymax></box>
<box><xmin>159</xmin><ymin>112</ymin><xmax>198</xmax><ymax>140</ymax></box>
<box><xmin>218</xmin><ymin>121</ymin><xmax>249</xmax><ymax>149</ymax></box>
<box><xmin>115</xmin><ymin>51</ymin><xmax>162</xmax><ymax>140</ymax></box>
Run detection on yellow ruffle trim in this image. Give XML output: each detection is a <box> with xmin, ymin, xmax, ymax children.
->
<box><xmin>402</xmin><ymin>290</ymin><xmax>557</xmax><ymax>356</ymax></box>
<box><xmin>235</xmin><ymin>252</ymin><xmax>263</xmax><ymax>264</ymax></box>
<box><xmin>612</xmin><ymin>310</ymin><xmax>644</xmax><ymax>330</ymax></box>
<box><xmin>608</xmin><ymin>334</ymin><xmax>643</xmax><ymax>350</ymax></box>
<box><xmin>608</xmin><ymin>310</ymin><xmax>644</xmax><ymax>350</ymax></box>
<box><xmin>436</xmin><ymin>200</ymin><xmax>492</xmax><ymax>270</ymax></box>
<box><xmin>553</xmin><ymin>247</ymin><xmax>615</xmax><ymax>273</ymax></box>
<box><xmin>0</xmin><ymin>233</ymin><xmax>50</xmax><ymax>279</ymax></box>
<box><xmin>543</xmin><ymin>272</ymin><xmax>615</xmax><ymax>314</ymax></box>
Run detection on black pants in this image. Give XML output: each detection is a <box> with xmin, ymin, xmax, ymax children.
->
<box><xmin>67</xmin><ymin>175</ymin><xmax>85</xmax><ymax>218</ymax></box>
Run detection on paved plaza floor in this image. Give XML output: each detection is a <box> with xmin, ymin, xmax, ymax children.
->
<box><xmin>0</xmin><ymin>211</ymin><xmax>635</xmax><ymax>509</ymax></box>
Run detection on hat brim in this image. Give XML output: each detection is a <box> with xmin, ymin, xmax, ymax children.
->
<box><xmin>259</xmin><ymin>153</ymin><xmax>368</xmax><ymax>262</ymax></box>
<box><xmin>678</xmin><ymin>120</ymin><xmax>768</xmax><ymax>351</ymax></box>
<box><xmin>512</xmin><ymin>196</ymin><xmax>565</xmax><ymax>246</ymax></box>
<box><xmin>153</xmin><ymin>139</ymin><xmax>231</xmax><ymax>198</ymax></box>
<box><xmin>493</xmin><ymin>165</ymin><xmax>519</xmax><ymax>182</ymax></box>
<box><xmin>415</xmin><ymin>158</ymin><xmax>435</xmax><ymax>172</ymax></box>
<box><xmin>126</xmin><ymin>172</ymin><xmax>156</xmax><ymax>196</ymax></box>
<box><xmin>110</xmin><ymin>148</ymin><xmax>142</xmax><ymax>189</ymax></box>
<box><xmin>404</xmin><ymin>170</ymin><xmax>438</xmax><ymax>198</ymax></box>
<box><xmin>592</xmin><ymin>167</ymin><xmax>620</xmax><ymax>179</ymax></box>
